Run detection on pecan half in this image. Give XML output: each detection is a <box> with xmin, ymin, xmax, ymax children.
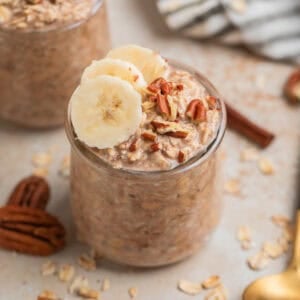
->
<box><xmin>186</xmin><ymin>99</ymin><xmax>207</xmax><ymax>123</ymax></box>
<box><xmin>7</xmin><ymin>175</ymin><xmax>49</xmax><ymax>210</ymax></box>
<box><xmin>166</xmin><ymin>131</ymin><xmax>189</xmax><ymax>139</ymax></box>
<box><xmin>284</xmin><ymin>69</ymin><xmax>300</xmax><ymax>105</ymax></box>
<box><xmin>0</xmin><ymin>206</ymin><xmax>65</xmax><ymax>256</ymax></box>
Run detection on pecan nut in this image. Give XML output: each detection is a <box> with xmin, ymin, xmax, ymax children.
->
<box><xmin>284</xmin><ymin>69</ymin><xmax>300</xmax><ymax>105</ymax></box>
<box><xmin>0</xmin><ymin>206</ymin><xmax>65</xmax><ymax>256</ymax></box>
<box><xmin>7</xmin><ymin>175</ymin><xmax>49</xmax><ymax>210</ymax></box>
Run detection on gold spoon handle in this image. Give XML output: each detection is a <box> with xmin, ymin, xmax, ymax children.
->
<box><xmin>289</xmin><ymin>210</ymin><xmax>300</xmax><ymax>270</ymax></box>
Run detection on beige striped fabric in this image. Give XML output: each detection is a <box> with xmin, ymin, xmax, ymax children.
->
<box><xmin>157</xmin><ymin>0</ymin><xmax>300</xmax><ymax>63</ymax></box>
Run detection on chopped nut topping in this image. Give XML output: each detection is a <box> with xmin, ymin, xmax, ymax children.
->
<box><xmin>258</xmin><ymin>158</ymin><xmax>274</xmax><ymax>175</ymax></box>
<box><xmin>178</xmin><ymin>279</ymin><xmax>202</xmax><ymax>295</ymax></box>
<box><xmin>247</xmin><ymin>251</ymin><xmax>270</xmax><ymax>270</ymax></box>
<box><xmin>37</xmin><ymin>290</ymin><xmax>59</xmax><ymax>300</ymax></box>
<box><xmin>202</xmin><ymin>275</ymin><xmax>221</xmax><ymax>289</ymax></box>
<box><xmin>167</xmin><ymin>95</ymin><xmax>178</xmax><ymax>121</ymax></box>
<box><xmin>129</xmin><ymin>139</ymin><xmax>138</xmax><ymax>152</ymax></box>
<box><xmin>157</xmin><ymin>94</ymin><xmax>171</xmax><ymax>117</ymax></box>
<box><xmin>150</xmin><ymin>143</ymin><xmax>160</xmax><ymax>152</ymax></box>
<box><xmin>177</xmin><ymin>151</ymin><xmax>185</xmax><ymax>163</ymax></box>
<box><xmin>141</xmin><ymin>131</ymin><xmax>156</xmax><ymax>142</ymax></box>
<box><xmin>78</xmin><ymin>253</ymin><xmax>96</xmax><ymax>271</ymax></box>
<box><xmin>186</xmin><ymin>99</ymin><xmax>207</xmax><ymax>123</ymax></box>
<box><xmin>101</xmin><ymin>278</ymin><xmax>110</xmax><ymax>292</ymax></box>
<box><xmin>41</xmin><ymin>261</ymin><xmax>56</xmax><ymax>276</ymax></box>
<box><xmin>240</xmin><ymin>147</ymin><xmax>259</xmax><ymax>162</ymax></box>
<box><xmin>224</xmin><ymin>179</ymin><xmax>240</xmax><ymax>194</ymax></box>
<box><xmin>58</xmin><ymin>264</ymin><xmax>75</xmax><ymax>282</ymax></box>
<box><xmin>128</xmin><ymin>287</ymin><xmax>138</xmax><ymax>298</ymax></box>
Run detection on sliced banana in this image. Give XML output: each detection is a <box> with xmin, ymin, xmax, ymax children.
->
<box><xmin>107</xmin><ymin>44</ymin><xmax>169</xmax><ymax>83</ymax></box>
<box><xmin>81</xmin><ymin>58</ymin><xmax>147</xmax><ymax>91</ymax></box>
<box><xmin>70</xmin><ymin>75</ymin><xmax>142</xmax><ymax>149</ymax></box>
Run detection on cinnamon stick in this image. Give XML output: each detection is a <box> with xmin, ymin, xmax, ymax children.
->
<box><xmin>225</xmin><ymin>103</ymin><xmax>275</xmax><ymax>148</ymax></box>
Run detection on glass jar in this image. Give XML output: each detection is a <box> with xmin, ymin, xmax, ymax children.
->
<box><xmin>65</xmin><ymin>61</ymin><xmax>227</xmax><ymax>267</ymax></box>
<box><xmin>0</xmin><ymin>0</ymin><xmax>110</xmax><ymax>128</ymax></box>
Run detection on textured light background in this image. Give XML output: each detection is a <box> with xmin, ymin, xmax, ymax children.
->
<box><xmin>0</xmin><ymin>0</ymin><xmax>300</xmax><ymax>299</ymax></box>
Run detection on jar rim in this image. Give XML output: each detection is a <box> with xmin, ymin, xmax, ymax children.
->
<box><xmin>65</xmin><ymin>59</ymin><xmax>227</xmax><ymax>178</ymax></box>
<box><xmin>0</xmin><ymin>0</ymin><xmax>103</xmax><ymax>34</ymax></box>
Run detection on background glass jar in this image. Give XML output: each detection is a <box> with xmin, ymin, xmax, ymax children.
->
<box><xmin>66</xmin><ymin>62</ymin><xmax>227</xmax><ymax>267</ymax></box>
<box><xmin>0</xmin><ymin>0</ymin><xmax>110</xmax><ymax>128</ymax></box>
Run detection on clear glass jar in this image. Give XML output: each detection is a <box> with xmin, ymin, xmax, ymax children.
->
<box><xmin>0</xmin><ymin>0</ymin><xmax>110</xmax><ymax>128</ymax></box>
<box><xmin>65</xmin><ymin>61</ymin><xmax>227</xmax><ymax>267</ymax></box>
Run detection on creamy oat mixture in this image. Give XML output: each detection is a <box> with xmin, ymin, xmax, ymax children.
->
<box><xmin>0</xmin><ymin>0</ymin><xmax>94</xmax><ymax>30</ymax></box>
<box><xmin>93</xmin><ymin>68</ymin><xmax>221</xmax><ymax>171</ymax></box>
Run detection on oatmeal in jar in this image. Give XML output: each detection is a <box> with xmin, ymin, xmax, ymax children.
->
<box><xmin>0</xmin><ymin>0</ymin><xmax>110</xmax><ymax>128</ymax></box>
<box><xmin>66</xmin><ymin>45</ymin><xmax>226</xmax><ymax>266</ymax></box>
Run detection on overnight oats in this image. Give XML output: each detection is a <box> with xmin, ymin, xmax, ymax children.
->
<box><xmin>66</xmin><ymin>45</ymin><xmax>226</xmax><ymax>267</ymax></box>
<box><xmin>0</xmin><ymin>0</ymin><xmax>110</xmax><ymax>128</ymax></box>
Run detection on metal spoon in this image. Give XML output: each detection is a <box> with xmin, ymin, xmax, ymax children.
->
<box><xmin>243</xmin><ymin>212</ymin><xmax>300</xmax><ymax>300</ymax></box>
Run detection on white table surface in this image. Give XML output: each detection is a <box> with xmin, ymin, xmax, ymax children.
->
<box><xmin>1</xmin><ymin>0</ymin><xmax>300</xmax><ymax>299</ymax></box>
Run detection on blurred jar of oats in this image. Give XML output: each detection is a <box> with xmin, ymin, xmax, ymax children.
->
<box><xmin>0</xmin><ymin>0</ymin><xmax>110</xmax><ymax>128</ymax></box>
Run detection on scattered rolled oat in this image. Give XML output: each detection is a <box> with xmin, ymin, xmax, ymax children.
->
<box><xmin>224</xmin><ymin>179</ymin><xmax>240</xmax><ymax>195</ymax></box>
<box><xmin>263</xmin><ymin>241</ymin><xmax>283</xmax><ymax>259</ymax></box>
<box><xmin>32</xmin><ymin>152</ymin><xmax>52</xmax><ymax>167</ymax></box>
<box><xmin>240</xmin><ymin>147</ymin><xmax>259</xmax><ymax>162</ymax></box>
<box><xmin>41</xmin><ymin>261</ymin><xmax>56</xmax><ymax>276</ymax></box>
<box><xmin>204</xmin><ymin>284</ymin><xmax>228</xmax><ymax>300</ymax></box>
<box><xmin>59</xmin><ymin>155</ymin><xmax>70</xmax><ymax>178</ymax></box>
<box><xmin>241</xmin><ymin>240</ymin><xmax>253</xmax><ymax>250</ymax></box>
<box><xmin>177</xmin><ymin>279</ymin><xmax>202</xmax><ymax>295</ymax></box>
<box><xmin>101</xmin><ymin>278</ymin><xmax>110</xmax><ymax>292</ymax></box>
<box><xmin>278</xmin><ymin>234</ymin><xmax>290</xmax><ymax>253</ymax></box>
<box><xmin>271</xmin><ymin>215</ymin><xmax>291</xmax><ymax>228</ymax></box>
<box><xmin>77</xmin><ymin>286</ymin><xmax>99</xmax><ymax>299</ymax></box>
<box><xmin>33</xmin><ymin>167</ymin><xmax>48</xmax><ymax>178</ymax></box>
<box><xmin>37</xmin><ymin>290</ymin><xmax>59</xmax><ymax>300</ymax></box>
<box><xmin>78</xmin><ymin>253</ymin><xmax>96</xmax><ymax>271</ymax></box>
<box><xmin>69</xmin><ymin>276</ymin><xmax>89</xmax><ymax>294</ymax></box>
<box><xmin>247</xmin><ymin>251</ymin><xmax>270</xmax><ymax>271</ymax></box>
<box><xmin>258</xmin><ymin>158</ymin><xmax>274</xmax><ymax>175</ymax></box>
<box><xmin>230</xmin><ymin>0</ymin><xmax>247</xmax><ymax>13</ymax></box>
<box><xmin>237</xmin><ymin>226</ymin><xmax>251</xmax><ymax>242</ymax></box>
<box><xmin>128</xmin><ymin>287</ymin><xmax>138</xmax><ymax>299</ymax></box>
<box><xmin>202</xmin><ymin>275</ymin><xmax>221</xmax><ymax>289</ymax></box>
<box><xmin>58</xmin><ymin>264</ymin><xmax>75</xmax><ymax>282</ymax></box>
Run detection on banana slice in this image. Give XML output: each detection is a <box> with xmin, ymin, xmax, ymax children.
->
<box><xmin>81</xmin><ymin>58</ymin><xmax>147</xmax><ymax>91</ymax></box>
<box><xmin>70</xmin><ymin>75</ymin><xmax>142</xmax><ymax>149</ymax></box>
<box><xmin>106</xmin><ymin>44</ymin><xmax>169</xmax><ymax>83</ymax></box>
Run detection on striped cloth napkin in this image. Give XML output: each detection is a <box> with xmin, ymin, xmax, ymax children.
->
<box><xmin>156</xmin><ymin>0</ymin><xmax>300</xmax><ymax>63</ymax></box>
